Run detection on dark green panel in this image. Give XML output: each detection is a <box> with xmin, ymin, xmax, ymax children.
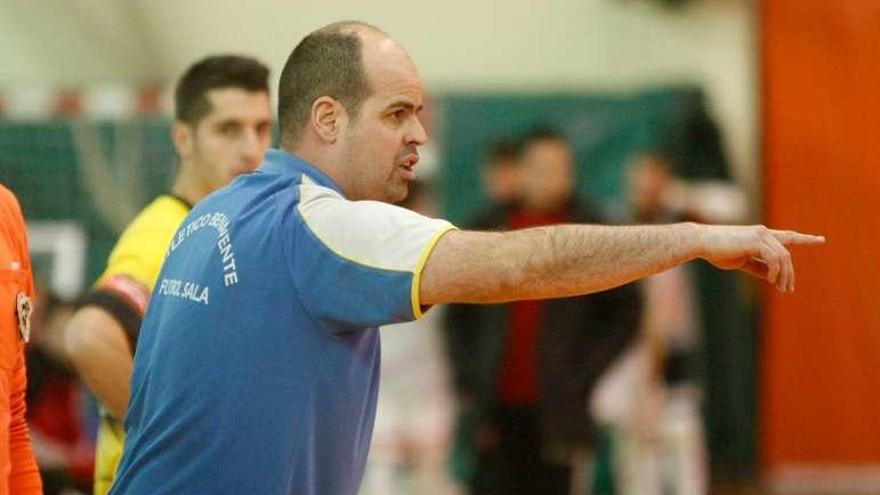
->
<box><xmin>436</xmin><ymin>87</ymin><xmax>729</xmax><ymax>225</ymax></box>
<box><xmin>0</xmin><ymin>120</ymin><xmax>177</xmax><ymax>284</ymax></box>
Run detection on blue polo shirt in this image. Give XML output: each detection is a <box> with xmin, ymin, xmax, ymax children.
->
<box><xmin>109</xmin><ymin>149</ymin><xmax>454</xmax><ymax>495</ymax></box>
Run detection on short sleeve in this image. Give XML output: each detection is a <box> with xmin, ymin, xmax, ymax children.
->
<box><xmin>290</xmin><ymin>181</ymin><xmax>455</xmax><ymax>332</ymax></box>
<box><xmin>84</xmin><ymin>218</ymin><xmax>157</xmax><ymax>350</ymax></box>
<box><xmin>97</xmin><ymin>225</ymin><xmax>163</xmax><ymax>293</ymax></box>
<box><xmin>84</xmin><ymin>197</ymin><xmax>185</xmax><ymax>349</ymax></box>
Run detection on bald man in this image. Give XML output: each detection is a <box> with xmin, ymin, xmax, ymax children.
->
<box><xmin>109</xmin><ymin>22</ymin><xmax>822</xmax><ymax>495</ymax></box>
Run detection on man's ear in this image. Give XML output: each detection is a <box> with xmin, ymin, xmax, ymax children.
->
<box><xmin>171</xmin><ymin>121</ymin><xmax>194</xmax><ymax>158</ymax></box>
<box><xmin>310</xmin><ymin>97</ymin><xmax>346</xmax><ymax>144</ymax></box>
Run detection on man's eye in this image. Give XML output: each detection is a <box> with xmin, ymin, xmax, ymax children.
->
<box><xmin>219</xmin><ymin>124</ymin><xmax>238</xmax><ymax>135</ymax></box>
<box><xmin>390</xmin><ymin>110</ymin><xmax>407</xmax><ymax>122</ymax></box>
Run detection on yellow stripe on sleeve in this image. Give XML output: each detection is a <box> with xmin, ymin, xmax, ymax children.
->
<box><xmin>410</xmin><ymin>224</ymin><xmax>458</xmax><ymax>319</ymax></box>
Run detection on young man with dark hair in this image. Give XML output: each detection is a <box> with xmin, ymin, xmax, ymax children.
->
<box><xmin>64</xmin><ymin>54</ymin><xmax>272</xmax><ymax>495</ymax></box>
<box><xmin>109</xmin><ymin>22</ymin><xmax>822</xmax><ymax>495</ymax></box>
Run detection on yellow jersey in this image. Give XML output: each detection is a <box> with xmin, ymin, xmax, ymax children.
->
<box><xmin>82</xmin><ymin>194</ymin><xmax>190</xmax><ymax>495</ymax></box>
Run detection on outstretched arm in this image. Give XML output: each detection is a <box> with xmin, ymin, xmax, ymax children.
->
<box><xmin>420</xmin><ymin>223</ymin><xmax>823</xmax><ymax>306</ymax></box>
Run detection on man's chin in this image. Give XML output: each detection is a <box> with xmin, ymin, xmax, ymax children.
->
<box><xmin>387</xmin><ymin>185</ymin><xmax>409</xmax><ymax>205</ymax></box>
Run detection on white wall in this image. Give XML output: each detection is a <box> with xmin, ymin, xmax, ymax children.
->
<box><xmin>0</xmin><ymin>0</ymin><xmax>757</xmax><ymax>194</ymax></box>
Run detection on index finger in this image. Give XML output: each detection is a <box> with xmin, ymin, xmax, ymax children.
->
<box><xmin>770</xmin><ymin>230</ymin><xmax>826</xmax><ymax>245</ymax></box>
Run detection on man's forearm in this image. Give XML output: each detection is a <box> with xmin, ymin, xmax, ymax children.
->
<box><xmin>421</xmin><ymin>223</ymin><xmax>701</xmax><ymax>305</ymax></box>
<box><xmin>422</xmin><ymin>222</ymin><xmax>822</xmax><ymax>305</ymax></box>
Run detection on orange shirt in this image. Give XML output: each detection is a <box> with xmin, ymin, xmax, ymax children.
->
<box><xmin>0</xmin><ymin>184</ymin><xmax>43</xmax><ymax>494</ymax></box>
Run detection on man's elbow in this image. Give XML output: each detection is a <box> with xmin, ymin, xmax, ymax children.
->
<box><xmin>63</xmin><ymin>306</ymin><xmax>128</xmax><ymax>368</ymax></box>
<box><xmin>63</xmin><ymin>310</ymin><xmax>96</xmax><ymax>369</ymax></box>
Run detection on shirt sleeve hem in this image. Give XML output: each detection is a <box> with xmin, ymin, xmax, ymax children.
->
<box><xmin>410</xmin><ymin>224</ymin><xmax>457</xmax><ymax>320</ymax></box>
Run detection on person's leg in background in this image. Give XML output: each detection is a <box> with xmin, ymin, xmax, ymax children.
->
<box><xmin>472</xmin><ymin>407</ymin><xmax>572</xmax><ymax>495</ymax></box>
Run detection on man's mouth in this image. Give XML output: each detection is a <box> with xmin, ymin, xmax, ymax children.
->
<box><xmin>399</xmin><ymin>153</ymin><xmax>419</xmax><ymax>180</ymax></box>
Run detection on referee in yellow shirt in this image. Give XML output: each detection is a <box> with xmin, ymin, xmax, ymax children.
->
<box><xmin>64</xmin><ymin>55</ymin><xmax>273</xmax><ymax>495</ymax></box>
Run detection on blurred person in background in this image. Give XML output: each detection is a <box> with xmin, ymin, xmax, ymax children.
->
<box><xmin>445</xmin><ymin>128</ymin><xmax>642</xmax><ymax>495</ymax></box>
<box><xmin>64</xmin><ymin>55</ymin><xmax>272</xmax><ymax>495</ymax></box>
<box><xmin>443</xmin><ymin>136</ymin><xmax>523</xmax><ymax>485</ymax></box>
<box><xmin>361</xmin><ymin>180</ymin><xmax>459</xmax><ymax>495</ymax></box>
<box><xmin>591</xmin><ymin>152</ymin><xmax>746</xmax><ymax>495</ymax></box>
<box><xmin>626</xmin><ymin>153</ymin><xmax>747</xmax><ymax>226</ymax></box>
<box><xmin>0</xmin><ymin>184</ymin><xmax>43</xmax><ymax>494</ymax></box>
<box><xmin>26</xmin><ymin>291</ymin><xmax>93</xmax><ymax>495</ymax></box>
<box><xmin>478</xmin><ymin>138</ymin><xmax>523</xmax><ymax>210</ymax></box>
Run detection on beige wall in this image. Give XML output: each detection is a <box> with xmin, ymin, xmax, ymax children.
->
<box><xmin>0</xmin><ymin>0</ymin><xmax>757</xmax><ymax>193</ymax></box>
<box><xmin>0</xmin><ymin>0</ymin><xmax>158</xmax><ymax>84</ymax></box>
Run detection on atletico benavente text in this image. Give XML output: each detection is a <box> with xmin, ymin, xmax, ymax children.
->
<box><xmin>168</xmin><ymin>211</ymin><xmax>240</xmax><ymax>286</ymax></box>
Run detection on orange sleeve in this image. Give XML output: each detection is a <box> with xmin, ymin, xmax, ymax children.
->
<box><xmin>7</xmin><ymin>351</ymin><xmax>41</xmax><ymax>494</ymax></box>
<box><xmin>0</xmin><ymin>186</ymin><xmax>34</xmax><ymax>301</ymax></box>
<box><xmin>0</xmin><ymin>185</ymin><xmax>43</xmax><ymax>494</ymax></box>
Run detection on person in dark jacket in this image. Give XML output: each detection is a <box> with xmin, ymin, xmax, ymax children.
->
<box><xmin>444</xmin><ymin>128</ymin><xmax>642</xmax><ymax>495</ymax></box>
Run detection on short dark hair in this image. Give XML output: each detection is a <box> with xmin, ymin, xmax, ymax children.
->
<box><xmin>175</xmin><ymin>55</ymin><xmax>270</xmax><ymax>126</ymax></box>
<box><xmin>483</xmin><ymin>138</ymin><xmax>522</xmax><ymax>168</ymax></box>
<box><xmin>520</xmin><ymin>126</ymin><xmax>568</xmax><ymax>148</ymax></box>
<box><xmin>278</xmin><ymin>21</ymin><xmax>381</xmax><ymax>145</ymax></box>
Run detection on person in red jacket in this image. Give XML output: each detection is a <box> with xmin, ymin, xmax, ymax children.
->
<box><xmin>0</xmin><ymin>183</ymin><xmax>43</xmax><ymax>494</ymax></box>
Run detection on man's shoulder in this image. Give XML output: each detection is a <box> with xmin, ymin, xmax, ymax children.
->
<box><xmin>0</xmin><ymin>184</ymin><xmax>27</xmax><ymax>249</ymax></box>
<box><xmin>0</xmin><ymin>183</ymin><xmax>21</xmax><ymax>214</ymax></box>
<box><xmin>295</xmin><ymin>176</ymin><xmax>344</xmax><ymax>207</ymax></box>
<box><xmin>204</xmin><ymin>167</ymin><xmax>315</xmax><ymax>215</ymax></box>
<box><xmin>98</xmin><ymin>195</ymin><xmax>191</xmax><ymax>287</ymax></box>
<box><xmin>116</xmin><ymin>196</ymin><xmax>189</xmax><ymax>252</ymax></box>
<box><xmin>127</xmin><ymin>195</ymin><xmax>191</xmax><ymax>234</ymax></box>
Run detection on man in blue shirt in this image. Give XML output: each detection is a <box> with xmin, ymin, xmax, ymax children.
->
<box><xmin>110</xmin><ymin>21</ymin><xmax>823</xmax><ymax>495</ymax></box>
